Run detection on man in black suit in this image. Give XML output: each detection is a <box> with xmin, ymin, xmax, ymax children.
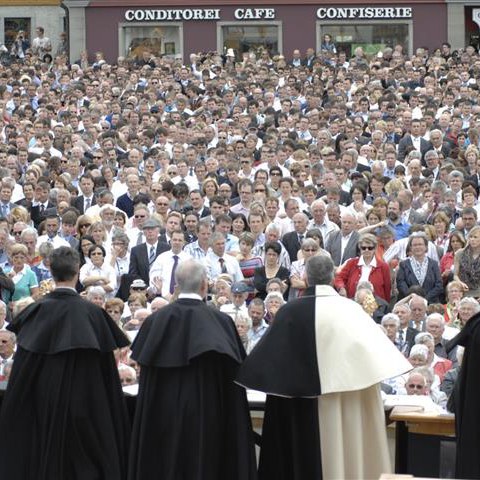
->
<box><xmin>282</xmin><ymin>212</ymin><xmax>309</xmax><ymax>263</ymax></box>
<box><xmin>128</xmin><ymin>219</ymin><xmax>169</xmax><ymax>286</ymax></box>
<box><xmin>30</xmin><ymin>181</ymin><xmax>56</xmax><ymax>228</ymax></box>
<box><xmin>73</xmin><ymin>173</ymin><xmax>96</xmax><ymax>214</ymax></box>
<box><xmin>189</xmin><ymin>190</ymin><xmax>210</xmax><ymax>218</ymax></box>
<box><xmin>393</xmin><ymin>302</ymin><xmax>419</xmax><ymax>356</ymax></box>
<box><xmin>426</xmin><ymin>129</ymin><xmax>452</xmax><ymax>159</ymax></box>
<box><xmin>397</xmin><ymin>119</ymin><xmax>430</xmax><ymax>162</ymax></box>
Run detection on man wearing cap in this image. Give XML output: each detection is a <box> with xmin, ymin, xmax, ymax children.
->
<box><xmin>220</xmin><ymin>282</ymin><xmax>249</xmax><ymax>320</ymax></box>
<box><xmin>149</xmin><ymin>229</ymin><xmax>191</xmax><ymax>300</ymax></box>
<box><xmin>237</xmin><ymin>255</ymin><xmax>410</xmax><ymax>479</ymax></box>
<box><xmin>129</xmin><ymin>218</ymin><xmax>169</xmax><ymax>286</ymax></box>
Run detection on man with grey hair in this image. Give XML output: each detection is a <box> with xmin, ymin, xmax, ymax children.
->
<box><xmin>325</xmin><ymin>211</ymin><xmax>360</xmax><ymax>265</ymax></box>
<box><xmin>238</xmin><ymin>255</ymin><xmax>410</xmax><ymax>479</ymax></box>
<box><xmin>426</xmin><ymin>313</ymin><xmax>458</xmax><ymax>364</ymax></box>
<box><xmin>129</xmin><ymin>259</ymin><xmax>256</xmax><ymax>479</ymax></box>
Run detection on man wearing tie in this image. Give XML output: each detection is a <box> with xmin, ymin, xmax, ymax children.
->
<box><xmin>204</xmin><ymin>232</ymin><xmax>244</xmax><ymax>287</ymax></box>
<box><xmin>148</xmin><ymin>229</ymin><xmax>191</xmax><ymax>300</ymax></box>
<box><xmin>128</xmin><ymin>219</ymin><xmax>169</xmax><ymax>286</ymax></box>
<box><xmin>0</xmin><ymin>183</ymin><xmax>16</xmax><ymax>219</ymax></box>
<box><xmin>73</xmin><ymin>173</ymin><xmax>96</xmax><ymax>214</ymax></box>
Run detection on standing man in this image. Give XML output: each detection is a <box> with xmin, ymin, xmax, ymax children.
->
<box><xmin>237</xmin><ymin>255</ymin><xmax>410</xmax><ymax>479</ymax></box>
<box><xmin>31</xmin><ymin>26</ymin><xmax>52</xmax><ymax>60</ymax></box>
<box><xmin>0</xmin><ymin>247</ymin><xmax>130</xmax><ymax>479</ymax></box>
<box><xmin>128</xmin><ymin>259</ymin><xmax>257</xmax><ymax>479</ymax></box>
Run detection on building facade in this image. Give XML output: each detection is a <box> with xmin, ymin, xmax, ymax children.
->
<box><xmin>73</xmin><ymin>0</ymin><xmax>449</xmax><ymax>63</ymax></box>
<box><xmin>0</xmin><ymin>0</ymin><xmax>65</xmax><ymax>55</ymax></box>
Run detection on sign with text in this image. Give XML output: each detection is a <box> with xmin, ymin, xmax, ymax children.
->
<box><xmin>317</xmin><ymin>7</ymin><xmax>413</xmax><ymax>20</ymax></box>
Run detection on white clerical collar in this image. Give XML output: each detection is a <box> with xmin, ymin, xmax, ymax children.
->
<box><xmin>178</xmin><ymin>293</ymin><xmax>203</xmax><ymax>301</ymax></box>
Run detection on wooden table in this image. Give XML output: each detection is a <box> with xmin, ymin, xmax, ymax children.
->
<box><xmin>390</xmin><ymin>408</ymin><xmax>455</xmax><ymax>477</ymax></box>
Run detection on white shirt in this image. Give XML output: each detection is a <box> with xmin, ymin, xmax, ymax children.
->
<box><xmin>358</xmin><ymin>255</ymin><xmax>377</xmax><ymax>284</ymax></box>
<box><xmin>203</xmin><ymin>249</ymin><xmax>244</xmax><ymax>283</ymax></box>
<box><xmin>384</xmin><ymin>238</ymin><xmax>439</xmax><ymax>263</ymax></box>
<box><xmin>340</xmin><ymin>231</ymin><xmax>354</xmax><ymax>262</ymax></box>
<box><xmin>149</xmin><ymin>250</ymin><xmax>192</xmax><ymax>297</ymax></box>
<box><xmin>171</xmin><ymin>175</ymin><xmax>199</xmax><ymax>192</ymax></box>
<box><xmin>36</xmin><ymin>234</ymin><xmax>70</xmax><ymax>249</ymax></box>
<box><xmin>79</xmin><ymin>262</ymin><xmax>117</xmax><ymax>298</ymax></box>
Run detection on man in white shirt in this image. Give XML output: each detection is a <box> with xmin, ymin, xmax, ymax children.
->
<box><xmin>204</xmin><ymin>232</ymin><xmax>244</xmax><ymax>287</ymax></box>
<box><xmin>171</xmin><ymin>159</ymin><xmax>199</xmax><ymax>192</ymax></box>
<box><xmin>149</xmin><ymin>230</ymin><xmax>191</xmax><ymax>300</ymax></box>
<box><xmin>309</xmin><ymin>199</ymin><xmax>339</xmax><ymax>244</ymax></box>
<box><xmin>219</xmin><ymin>282</ymin><xmax>249</xmax><ymax>320</ymax></box>
<box><xmin>36</xmin><ymin>215</ymin><xmax>70</xmax><ymax>249</ymax></box>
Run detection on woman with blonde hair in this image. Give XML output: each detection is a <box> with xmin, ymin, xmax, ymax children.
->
<box><xmin>8</xmin><ymin>206</ymin><xmax>30</xmax><ymax>225</ymax></box>
<box><xmin>201</xmin><ymin>178</ymin><xmax>219</xmax><ymax>207</ymax></box>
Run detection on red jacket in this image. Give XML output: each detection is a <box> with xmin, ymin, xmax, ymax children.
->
<box><xmin>334</xmin><ymin>256</ymin><xmax>391</xmax><ymax>302</ymax></box>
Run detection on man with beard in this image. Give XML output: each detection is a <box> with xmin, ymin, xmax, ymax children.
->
<box><xmin>237</xmin><ymin>255</ymin><xmax>410</xmax><ymax>479</ymax></box>
<box><xmin>0</xmin><ymin>246</ymin><xmax>130</xmax><ymax>480</ymax></box>
<box><xmin>387</xmin><ymin>199</ymin><xmax>411</xmax><ymax>240</ymax></box>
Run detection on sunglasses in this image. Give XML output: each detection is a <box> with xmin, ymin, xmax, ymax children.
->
<box><xmin>255</xmin><ymin>189</ymin><xmax>266</xmax><ymax>192</ymax></box>
<box><xmin>407</xmin><ymin>384</ymin><xmax>424</xmax><ymax>390</ymax></box>
<box><xmin>270</xmin><ymin>172</ymin><xmax>281</xmax><ymax>176</ymax></box>
<box><xmin>80</xmin><ymin>223</ymin><xmax>92</xmax><ymax>228</ymax></box>
<box><xmin>360</xmin><ymin>246</ymin><xmax>375</xmax><ymax>251</ymax></box>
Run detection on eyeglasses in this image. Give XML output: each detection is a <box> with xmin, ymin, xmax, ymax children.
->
<box><xmin>407</xmin><ymin>384</ymin><xmax>425</xmax><ymax>390</ymax></box>
<box><xmin>13</xmin><ymin>231</ymin><xmax>22</xmax><ymax>236</ymax></box>
<box><xmin>303</xmin><ymin>248</ymin><xmax>318</xmax><ymax>252</ymax></box>
<box><xmin>80</xmin><ymin>223</ymin><xmax>91</xmax><ymax>228</ymax></box>
<box><xmin>157</xmin><ymin>203</ymin><xmax>169</xmax><ymax>206</ymax></box>
<box><xmin>270</xmin><ymin>172</ymin><xmax>281</xmax><ymax>176</ymax></box>
<box><xmin>241</xmin><ymin>161</ymin><xmax>251</xmax><ymax>164</ymax></box>
<box><xmin>255</xmin><ymin>189</ymin><xmax>266</xmax><ymax>192</ymax></box>
<box><xmin>240</xmin><ymin>191</ymin><xmax>252</xmax><ymax>195</ymax></box>
<box><xmin>360</xmin><ymin>246</ymin><xmax>375</xmax><ymax>251</ymax></box>
<box><xmin>134</xmin><ymin>214</ymin><xmax>146</xmax><ymax>218</ymax></box>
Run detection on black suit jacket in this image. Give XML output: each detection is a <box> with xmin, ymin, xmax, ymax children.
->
<box><xmin>396</xmin><ymin>257</ymin><xmax>443</xmax><ymax>303</ymax></box>
<box><xmin>282</xmin><ymin>231</ymin><xmax>303</xmax><ymax>262</ymax></box>
<box><xmin>128</xmin><ymin>241</ymin><xmax>169</xmax><ymax>285</ymax></box>
<box><xmin>397</xmin><ymin>135</ymin><xmax>430</xmax><ymax>162</ymax></box>
<box><xmin>73</xmin><ymin>195</ymin><xmax>97</xmax><ymax>214</ymax></box>
<box><xmin>30</xmin><ymin>202</ymin><xmax>56</xmax><ymax>228</ymax></box>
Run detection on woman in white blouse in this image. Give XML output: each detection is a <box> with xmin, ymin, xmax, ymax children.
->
<box><xmin>79</xmin><ymin>244</ymin><xmax>117</xmax><ymax>298</ymax></box>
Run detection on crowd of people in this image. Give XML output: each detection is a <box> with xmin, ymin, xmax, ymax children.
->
<box><xmin>0</xmin><ymin>28</ymin><xmax>479</xmax><ymax>405</ymax></box>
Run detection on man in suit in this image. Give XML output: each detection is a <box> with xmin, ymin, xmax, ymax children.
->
<box><xmin>397</xmin><ymin>119</ymin><xmax>430</xmax><ymax>162</ymax></box>
<box><xmin>0</xmin><ymin>182</ymin><xmax>16</xmax><ymax>219</ymax></box>
<box><xmin>325</xmin><ymin>211</ymin><xmax>360</xmax><ymax>266</ymax></box>
<box><xmin>73</xmin><ymin>173</ymin><xmax>97</xmax><ymax>214</ymax></box>
<box><xmin>393</xmin><ymin>302</ymin><xmax>420</xmax><ymax>356</ymax></box>
<box><xmin>282</xmin><ymin>212</ymin><xmax>309</xmax><ymax>263</ymax></box>
<box><xmin>30</xmin><ymin>181</ymin><xmax>56</xmax><ymax>228</ymax></box>
<box><xmin>426</xmin><ymin>129</ymin><xmax>452</xmax><ymax>159</ymax></box>
<box><xmin>189</xmin><ymin>190</ymin><xmax>210</xmax><ymax>218</ymax></box>
<box><xmin>128</xmin><ymin>218</ymin><xmax>169</xmax><ymax>286</ymax></box>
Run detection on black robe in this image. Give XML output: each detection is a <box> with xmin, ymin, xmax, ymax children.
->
<box><xmin>447</xmin><ymin>313</ymin><xmax>480</xmax><ymax>479</ymax></box>
<box><xmin>0</xmin><ymin>288</ymin><xmax>131</xmax><ymax>480</ymax></box>
<box><xmin>128</xmin><ymin>297</ymin><xmax>257</xmax><ymax>480</ymax></box>
<box><xmin>237</xmin><ymin>286</ymin><xmax>322</xmax><ymax>480</ymax></box>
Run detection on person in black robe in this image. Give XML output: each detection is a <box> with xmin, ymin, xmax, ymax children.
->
<box><xmin>237</xmin><ymin>255</ymin><xmax>410</xmax><ymax>480</ymax></box>
<box><xmin>128</xmin><ymin>259</ymin><xmax>257</xmax><ymax>480</ymax></box>
<box><xmin>447</xmin><ymin>312</ymin><xmax>480</xmax><ymax>479</ymax></box>
<box><xmin>0</xmin><ymin>246</ymin><xmax>131</xmax><ymax>480</ymax></box>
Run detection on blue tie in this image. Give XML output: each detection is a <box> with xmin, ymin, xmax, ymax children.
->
<box><xmin>149</xmin><ymin>246</ymin><xmax>156</xmax><ymax>265</ymax></box>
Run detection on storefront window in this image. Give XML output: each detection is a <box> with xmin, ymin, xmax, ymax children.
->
<box><xmin>219</xmin><ymin>23</ymin><xmax>282</xmax><ymax>60</ymax></box>
<box><xmin>318</xmin><ymin>23</ymin><xmax>410</xmax><ymax>57</ymax></box>
<box><xmin>4</xmin><ymin>18</ymin><xmax>31</xmax><ymax>50</ymax></box>
<box><xmin>119</xmin><ymin>23</ymin><xmax>183</xmax><ymax>59</ymax></box>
